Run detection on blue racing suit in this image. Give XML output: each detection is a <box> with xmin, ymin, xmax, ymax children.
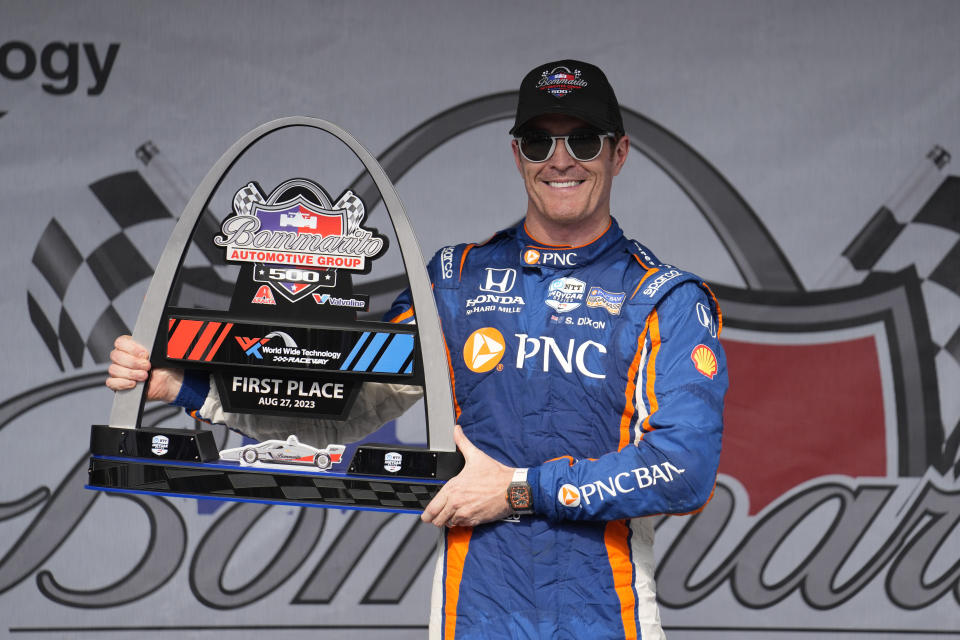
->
<box><xmin>385</xmin><ymin>218</ymin><xmax>727</xmax><ymax>639</ymax></box>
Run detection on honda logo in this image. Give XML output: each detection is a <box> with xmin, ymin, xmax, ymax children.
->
<box><xmin>480</xmin><ymin>268</ymin><xmax>517</xmax><ymax>293</ymax></box>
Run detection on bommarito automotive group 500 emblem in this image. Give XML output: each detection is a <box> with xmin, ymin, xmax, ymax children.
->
<box><xmin>215</xmin><ymin>178</ymin><xmax>387</xmax><ymax>302</ymax></box>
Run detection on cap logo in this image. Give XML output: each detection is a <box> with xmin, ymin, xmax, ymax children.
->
<box><xmin>537</xmin><ymin>66</ymin><xmax>587</xmax><ymax>98</ymax></box>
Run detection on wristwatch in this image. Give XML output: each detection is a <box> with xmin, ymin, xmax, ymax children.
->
<box><xmin>506</xmin><ymin>468</ymin><xmax>534</xmax><ymax>515</ymax></box>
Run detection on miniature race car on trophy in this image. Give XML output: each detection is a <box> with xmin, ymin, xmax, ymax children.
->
<box><xmin>219</xmin><ymin>435</ymin><xmax>345</xmax><ymax>470</ymax></box>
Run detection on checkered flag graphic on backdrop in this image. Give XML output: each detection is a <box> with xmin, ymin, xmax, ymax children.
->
<box><xmin>28</xmin><ymin>143</ymin><xmax>233</xmax><ymax>371</ymax></box>
<box><xmin>817</xmin><ymin>146</ymin><xmax>960</xmax><ymax>475</ymax></box>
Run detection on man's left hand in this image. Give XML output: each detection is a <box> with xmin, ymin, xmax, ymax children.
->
<box><xmin>421</xmin><ymin>425</ymin><xmax>515</xmax><ymax>528</ymax></box>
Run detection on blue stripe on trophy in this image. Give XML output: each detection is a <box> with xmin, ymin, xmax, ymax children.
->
<box><xmin>372</xmin><ymin>333</ymin><xmax>414</xmax><ymax>373</ymax></box>
<box><xmin>340</xmin><ymin>332</ymin><xmax>371</xmax><ymax>370</ymax></box>
<box><xmin>353</xmin><ymin>332</ymin><xmax>390</xmax><ymax>371</ymax></box>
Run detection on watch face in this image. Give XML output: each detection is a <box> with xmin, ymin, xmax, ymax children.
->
<box><xmin>509</xmin><ymin>484</ymin><xmax>532</xmax><ymax>509</ymax></box>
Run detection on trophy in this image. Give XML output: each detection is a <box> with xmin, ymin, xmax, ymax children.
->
<box><xmin>87</xmin><ymin>118</ymin><xmax>463</xmax><ymax>512</ymax></box>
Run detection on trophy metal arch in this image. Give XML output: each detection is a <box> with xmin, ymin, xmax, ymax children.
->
<box><xmin>110</xmin><ymin>117</ymin><xmax>455</xmax><ymax>452</ymax></box>
<box><xmin>88</xmin><ymin>118</ymin><xmax>460</xmax><ymax>513</ymax></box>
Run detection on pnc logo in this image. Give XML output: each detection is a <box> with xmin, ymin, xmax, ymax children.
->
<box><xmin>516</xmin><ymin>333</ymin><xmax>606</xmax><ymax>379</ymax></box>
<box><xmin>464</xmin><ymin>327</ymin><xmax>506</xmax><ymax>373</ymax></box>
<box><xmin>523</xmin><ymin>249</ymin><xmax>541</xmax><ymax>265</ymax></box>
<box><xmin>558</xmin><ymin>484</ymin><xmax>581</xmax><ymax>507</ymax></box>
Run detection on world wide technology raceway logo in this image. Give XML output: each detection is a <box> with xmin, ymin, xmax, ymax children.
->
<box><xmin>5</xmin><ymin>94</ymin><xmax>960</xmax><ymax>636</ymax></box>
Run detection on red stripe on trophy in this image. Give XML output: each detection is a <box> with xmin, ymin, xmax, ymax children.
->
<box><xmin>205</xmin><ymin>323</ymin><xmax>234</xmax><ymax>361</ymax></box>
<box><xmin>167</xmin><ymin>319</ymin><xmax>204</xmax><ymax>359</ymax></box>
<box><xmin>187</xmin><ymin>322</ymin><xmax>221</xmax><ymax>361</ymax></box>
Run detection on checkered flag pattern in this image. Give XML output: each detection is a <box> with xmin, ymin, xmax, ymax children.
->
<box><xmin>28</xmin><ymin>143</ymin><xmax>233</xmax><ymax>370</ymax></box>
<box><xmin>233</xmin><ymin>182</ymin><xmax>267</xmax><ymax>216</ymax></box>
<box><xmin>88</xmin><ymin>458</ymin><xmax>441</xmax><ymax>511</ymax></box>
<box><xmin>334</xmin><ymin>190</ymin><xmax>365</xmax><ymax>234</ymax></box>
<box><xmin>817</xmin><ymin>146</ymin><xmax>960</xmax><ymax>475</ymax></box>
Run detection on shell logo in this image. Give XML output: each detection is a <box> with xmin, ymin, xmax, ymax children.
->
<box><xmin>691</xmin><ymin>344</ymin><xmax>718</xmax><ymax>379</ymax></box>
<box><xmin>464</xmin><ymin>327</ymin><xmax>506</xmax><ymax>373</ymax></box>
<box><xmin>558</xmin><ymin>484</ymin><xmax>581</xmax><ymax>507</ymax></box>
<box><xmin>523</xmin><ymin>249</ymin><xmax>541</xmax><ymax>265</ymax></box>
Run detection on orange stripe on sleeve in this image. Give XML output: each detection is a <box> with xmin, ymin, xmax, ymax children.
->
<box><xmin>618</xmin><ymin>324</ymin><xmax>649</xmax><ymax>451</ymax></box>
<box><xmin>443</xmin><ymin>526</ymin><xmax>473</xmax><ymax>639</ymax></box>
<box><xmin>442</xmin><ymin>330</ymin><xmax>462</xmax><ymax>420</ymax></box>
<box><xmin>702</xmin><ymin>282</ymin><xmax>723</xmax><ymax>336</ymax></box>
<box><xmin>631</xmin><ymin>268</ymin><xmax>659</xmax><ymax>299</ymax></box>
<box><xmin>389</xmin><ymin>308</ymin><xmax>414</xmax><ymax>324</ymax></box>
<box><xmin>605</xmin><ymin>520</ymin><xmax>638</xmax><ymax>640</ymax></box>
<box><xmin>630</xmin><ymin>253</ymin><xmax>655</xmax><ymax>272</ymax></box>
<box><xmin>641</xmin><ymin>310</ymin><xmax>662</xmax><ymax>433</ymax></box>
<box><xmin>458</xmin><ymin>244</ymin><xmax>475</xmax><ymax>281</ymax></box>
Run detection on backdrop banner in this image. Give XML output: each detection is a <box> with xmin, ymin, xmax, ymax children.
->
<box><xmin>1</xmin><ymin>1</ymin><xmax>958</xmax><ymax>638</ymax></box>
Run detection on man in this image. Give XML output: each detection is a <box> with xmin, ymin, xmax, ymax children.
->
<box><xmin>108</xmin><ymin>59</ymin><xmax>727</xmax><ymax>639</ymax></box>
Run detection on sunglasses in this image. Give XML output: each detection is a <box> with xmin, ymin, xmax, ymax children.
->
<box><xmin>515</xmin><ymin>131</ymin><xmax>616</xmax><ymax>163</ymax></box>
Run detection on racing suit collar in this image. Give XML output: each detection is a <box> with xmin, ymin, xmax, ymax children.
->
<box><xmin>514</xmin><ymin>217</ymin><xmax>624</xmax><ymax>269</ymax></box>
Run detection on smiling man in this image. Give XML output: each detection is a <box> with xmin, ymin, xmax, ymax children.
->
<box><xmin>398</xmin><ymin>60</ymin><xmax>728</xmax><ymax>639</ymax></box>
<box><xmin>106</xmin><ymin>60</ymin><xmax>727</xmax><ymax>640</ymax></box>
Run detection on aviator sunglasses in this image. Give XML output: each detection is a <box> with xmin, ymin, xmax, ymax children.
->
<box><xmin>515</xmin><ymin>130</ymin><xmax>617</xmax><ymax>163</ymax></box>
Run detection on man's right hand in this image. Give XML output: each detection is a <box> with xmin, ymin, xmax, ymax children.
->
<box><xmin>106</xmin><ymin>335</ymin><xmax>184</xmax><ymax>404</ymax></box>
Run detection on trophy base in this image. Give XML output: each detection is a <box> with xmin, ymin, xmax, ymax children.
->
<box><xmin>87</xmin><ymin>426</ymin><xmax>465</xmax><ymax>513</ymax></box>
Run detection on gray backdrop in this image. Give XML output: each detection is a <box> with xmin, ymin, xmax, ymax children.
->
<box><xmin>2</xmin><ymin>1</ymin><xmax>959</xmax><ymax>638</ymax></box>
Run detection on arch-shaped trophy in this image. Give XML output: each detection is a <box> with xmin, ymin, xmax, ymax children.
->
<box><xmin>87</xmin><ymin>118</ymin><xmax>463</xmax><ymax>513</ymax></box>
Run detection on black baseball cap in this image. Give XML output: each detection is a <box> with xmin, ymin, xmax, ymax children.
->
<box><xmin>510</xmin><ymin>59</ymin><xmax>624</xmax><ymax>136</ymax></box>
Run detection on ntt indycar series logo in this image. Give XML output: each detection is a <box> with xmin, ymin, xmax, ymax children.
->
<box><xmin>215</xmin><ymin>178</ymin><xmax>387</xmax><ymax>273</ymax></box>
